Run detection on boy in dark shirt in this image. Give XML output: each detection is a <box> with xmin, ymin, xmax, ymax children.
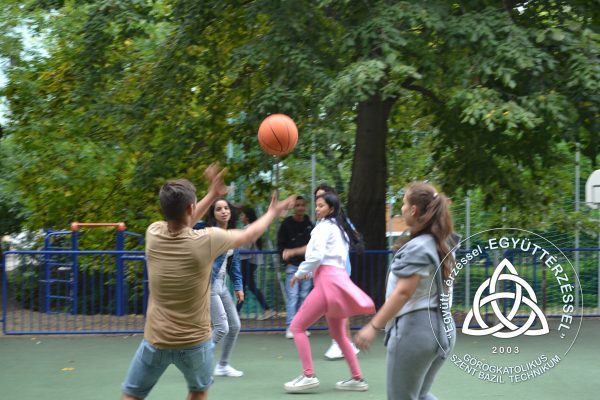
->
<box><xmin>277</xmin><ymin>196</ymin><xmax>314</xmax><ymax>338</ymax></box>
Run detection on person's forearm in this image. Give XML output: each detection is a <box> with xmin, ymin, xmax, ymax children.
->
<box><xmin>241</xmin><ymin>210</ymin><xmax>277</xmax><ymax>244</ymax></box>
<box><xmin>292</xmin><ymin>245</ymin><xmax>307</xmax><ymax>257</ymax></box>
<box><xmin>295</xmin><ymin>246</ymin><xmax>323</xmax><ymax>277</ymax></box>
<box><xmin>296</xmin><ymin>259</ymin><xmax>320</xmax><ymax>277</ymax></box>
<box><xmin>231</xmin><ymin>254</ymin><xmax>243</xmax><ymax>290</ymax></box>
<box><xmin>369</xmin><ymin>291</ymin><xmax>411</xmax><ymax>330</ymax></box>
<box><xmin>370</xmin><ymin>276</ymin><xmax>419</xmax><ymax>329</ymax></box>
<box><xmin>192</xmin><ymin>190</ymin><xmax>219</xmax><ymax>223</ymax></box>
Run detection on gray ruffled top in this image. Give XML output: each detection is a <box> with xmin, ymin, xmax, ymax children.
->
<box><xmin>385</xmin><ymin>233</ymin><xmax>455</xmax><ymax>358</ymax></box>
<box><xmin>386</xmin><ymin>233</ymin><xmax>440</xmax><ymax>318</ymax></box>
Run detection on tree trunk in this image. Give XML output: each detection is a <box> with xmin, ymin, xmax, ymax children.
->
<box><xmin>348</xmin><ymin>94</ymin><xmax>394</xmax><ymax>306</ymax></box>
<box><xmin>348</xmin><ymin>95</ymin><xmax>393</xmax><ymax>250</ymax></box>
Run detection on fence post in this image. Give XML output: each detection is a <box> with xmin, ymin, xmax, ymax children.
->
<box><xmin>1</xmin><ymin>252</ymin><xmax>5</xmax><ymax>329</ymax></box>
<box><xmin>116</xmin><ymin>229</ymin><xmax>125</xmax><ymax>316</ymax></box>
<box><xmin>43</xmin><ymin>234</ymin><xmax>51</xmax><ymax>313</ymax></box>
<box><xmin>71</xmin><ymin>230</ymin><xmax>79</xmax><ymax>315</ymax></box>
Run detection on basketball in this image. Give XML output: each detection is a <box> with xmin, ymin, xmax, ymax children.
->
<box><xmin>257</xmin><ymin>114</ymin><xmax>298</xmax><ymax>156</ymax></box>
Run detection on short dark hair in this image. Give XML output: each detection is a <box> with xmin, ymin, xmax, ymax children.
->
<box><xmin>314</xmin><ymin>183</ymin><xmax>337</xmax><ymax>196</ymax></box>
<box><xmin>240</xmin><ymin>206</ymin><xmax>258</xmax><ymax>223</ymax></box>
<box><xmin>159</xmin><ymin>179</ymin><xmax>196</xmax><ymax>221</ymax></box>
<box><xmin>296</xmin><ymin>196</ymin><xmax>305</xmax><ymax>201</ymax></box>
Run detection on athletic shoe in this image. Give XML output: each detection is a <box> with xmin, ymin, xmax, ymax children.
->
<box><xmin>257</xmin><ymin>309</ymin><xmax>276</xmax><ymax>320</ymax></box>
<box><xmin>285</xmin><ymin>329</ymin><xmax>311</xmax><ymax>339</ymax></box>
<box><xmin>325</xmin><ymin>340</ymin><xmax>343</xmax><ymax>360</ymax></box>
<box><xmin>335</xmin><ymin>378</ymin><xmax>369</xmax><ymax>391</ymax></box>
<box><xmin>213</xmin><ymin>364</ymin><xmax>244</xmax><ymax>377</ymax></box>
<box><xmin>284</xmin><ymin>375</ymin><xmax>320</xmax><ymax>393</ymax></box>
<box><xmin>325</xmin><ymin>340</ymin><xmax>360</xmax><ymax>360</ymax></box>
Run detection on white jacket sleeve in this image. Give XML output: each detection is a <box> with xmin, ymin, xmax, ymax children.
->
<box><xmin>295</xmin><ymin>223</ymin><xmax>329</xmax><ymax>278</ymax></box>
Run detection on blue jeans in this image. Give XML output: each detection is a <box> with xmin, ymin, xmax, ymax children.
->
<box><xmin>121</xmin><ymin>339</ymin><xmax>214</xmax><ymax>398</ymax></box>
<box><xmin>285</xmin><ymin>265</ymin><xmax>313</xmax><ymax>326</ymax></box>
<box><xmin>210</xmin><ymin>276</ymin><xmax>241</xmax><ymax>365</ymax></box>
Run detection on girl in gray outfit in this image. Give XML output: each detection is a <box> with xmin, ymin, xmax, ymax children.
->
<box><xmin>355</xmin><ymin>182</ymin><xmax>456</xmax><ymax>400</ymax></box>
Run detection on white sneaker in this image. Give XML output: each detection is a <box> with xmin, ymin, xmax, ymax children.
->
<box><xmin>325</xmin><ymin>340</ymin><xmax>343</xmax><ymax>360</ymax></box>
<box><xmin>335</xmin><ymin>378</ymin><xmax>369</xmax><ymax>391</ymax></box>
<box><xmin>213</xmin><ymin>364</ymin><xmax>244</xmax><ymax>377</ymax></box>
<box><xmin>284</xmin><ymin>375</ymin><xmax>320</xmax><ymax>392</ymax></box>
<box><xmin>257</xmin><ymin>309</ymin><xmax>276</xmax><ymax>320</ymax></box>
<box><xmin>285</xmin><ymin>329</ymin><xmax>311</xmax><ymax>339</ymax></box>
<box><xmin>325</xmin><ymin>340</ymin><xmax>360</xmax><ymax>360</ymax></box>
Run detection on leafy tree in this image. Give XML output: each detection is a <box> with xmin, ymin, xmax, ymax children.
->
<box><xmin>1</xmin><ymin>0</ymin><xmax>598</xmax><ymax>255</ymax></box>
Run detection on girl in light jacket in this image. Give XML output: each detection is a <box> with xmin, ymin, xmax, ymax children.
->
<box><xmin>207</xmin><ymin>198</ymin><xmax>244</xmax><ymax>377</ymax></box>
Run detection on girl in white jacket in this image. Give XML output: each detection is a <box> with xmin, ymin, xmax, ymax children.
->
<box><xmin>284</xmin><ymin>192</ymin><xmax>375</xmax><ymax>393</ymax></box>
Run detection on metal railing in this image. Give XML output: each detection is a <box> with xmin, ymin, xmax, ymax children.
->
<box><xmin>2</xmin><ymin>250</ymin><xmax>146</xmax><ymax>335</ymax></box>
<box><xmin>2</xmin><ymin>248</ymin><xmax>599</xmax><ymax>335</ymax></box>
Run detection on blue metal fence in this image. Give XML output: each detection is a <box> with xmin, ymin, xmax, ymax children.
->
<box><xmin>2</xmin><ymin>248</ymin><xmax>598</xmax><ymax>335</ymax></box>
<box><xmin>2</xmin><ymin>250</ymin><xmax>146</xmax><ymax>335</ymax></box>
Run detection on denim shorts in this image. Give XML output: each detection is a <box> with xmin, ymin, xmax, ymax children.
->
<box><xmin>121</xmin><ymin>339</ymin><xmax>214</xmax><ymax>398</ymax></box>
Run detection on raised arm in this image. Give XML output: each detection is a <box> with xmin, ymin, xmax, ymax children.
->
<box><xmin>229</xmin><ymin>192</ymin><xmax>296</xmax><ymax>248</ymax></box>
<box><xmin>191</xmin><ymin>164</ymin><xmax>229</xmax><ymax>223</ymax></box>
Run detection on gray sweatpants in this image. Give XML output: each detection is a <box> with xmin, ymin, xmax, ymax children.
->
<box><xmin>210</xmin><ymin>276</ymin><xmax>241</xmax><ymax>365</ymax></box>
<box><xmin>386</xmin><ymin>309</ymin><xmax>456</xmax><ymax>400</ymax></box>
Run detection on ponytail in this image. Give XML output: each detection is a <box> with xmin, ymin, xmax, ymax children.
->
<box><xmin>406</xmin><ymin>182</ymin><xmax>455</xmax><ymax>286</ymax></box>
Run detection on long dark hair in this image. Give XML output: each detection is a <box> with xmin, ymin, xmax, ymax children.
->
<box><xmin>317</xmin><ymin>192</ymin><xmax>364</xmax><ymax>253</ymax></box>
<box><xmin>405</xmin><ymin>182</ymin><xmax>455</xmax><ymax>283</ymax></box>
<box><xmin>206</xmin><ymin>198</ymin><xmax>237</xmax><ymax>229</ymax></box>
<box><xmin>313</xmin><ymin>183</ymin><xmax>356</xmax><ymax>245</ymax></box>
<box><xmin>241</xmin><ymin>206</ymin><xmax>262</xmax><ymax>249</ymax></box>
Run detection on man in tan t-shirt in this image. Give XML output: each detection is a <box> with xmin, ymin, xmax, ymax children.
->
<box><xmin>121</xmin><ymin>165</ymin><xmax>294</xmax><ymax>400</ymax></box>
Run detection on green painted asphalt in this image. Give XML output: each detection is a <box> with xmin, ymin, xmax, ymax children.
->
<box><xmin>0</xmin><ymin>321</ymin><xmax>598</xmax><ymax>399</ymax></box>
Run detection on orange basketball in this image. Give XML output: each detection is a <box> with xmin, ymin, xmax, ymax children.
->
<box><xmin>257</xmin><ymin>114</ymin><xmax>298</xmax><ymax>156</ymax></box>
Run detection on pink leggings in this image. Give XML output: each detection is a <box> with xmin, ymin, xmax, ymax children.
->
<box><xmin>289</xmin><ymin>285</ymin><xmax>362</xmax><ymax>379</ymax></box>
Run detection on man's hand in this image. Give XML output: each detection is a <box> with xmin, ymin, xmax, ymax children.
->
<box><xmin>282</xmin><ymin>245</ymin><xmax>307</xmax><ymax>262</ymax></box>
<box><xmin>268</xmin><ymin>192</ymin><xmax>296</xmax><ymax>215</ymax></box>
<box><xmin>204</xmin><ymin>163</ymin><xmax>228</xmax><ymax>198</ymax></box>
<box><xmin>282</xmin><ymin>248</ymin><xmax>295</xmax><ymax>261</ymax></box>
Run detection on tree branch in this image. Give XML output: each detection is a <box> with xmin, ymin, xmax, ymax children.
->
<box><xmin>502</xmin><ymin>0</ymin><xmax>518</xmax><ymax>23</ymax></box>
<box><xmin>400</xmin><ymin>78</ymin><xmax>443</xmax><ymax>104</ymax></box>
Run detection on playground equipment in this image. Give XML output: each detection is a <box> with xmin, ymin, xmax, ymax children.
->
<box><xmin>42</xmin><ymin>222</ymin><xmax>144</xmax><ymax>316</ymax></box>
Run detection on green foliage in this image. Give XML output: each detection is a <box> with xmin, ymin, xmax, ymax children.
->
<box><xmin>0</xmin><ymin>0</ymin><xmax>598</xmax><ymax>247</ymax></box>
